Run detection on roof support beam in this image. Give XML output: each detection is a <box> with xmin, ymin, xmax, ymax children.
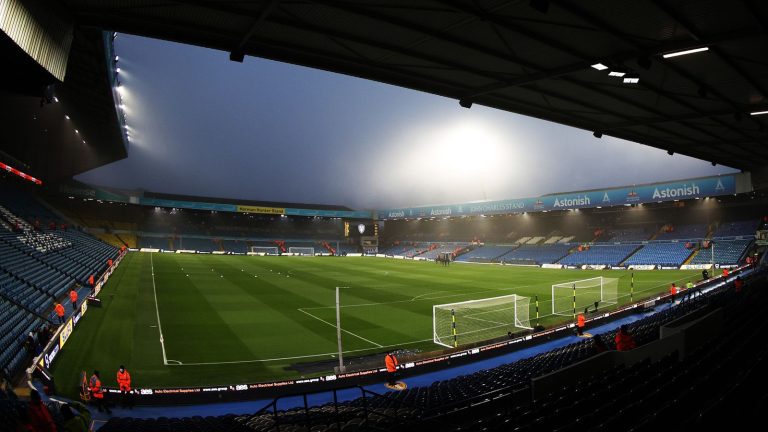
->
<box><xmin>229</xmin><ymin>0</ymin><xmax>280</xmax><ymax>62</ymax></box>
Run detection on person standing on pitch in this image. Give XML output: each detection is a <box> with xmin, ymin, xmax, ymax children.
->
<box><xmin>385</xmin><ymin>351</ymin><xmax>399</xmax><ymax>386</ymax></box>
<box><xmin>117</xmin><ymin>365</ymin><xmax>133</xmax><ymax>409</ymax></box>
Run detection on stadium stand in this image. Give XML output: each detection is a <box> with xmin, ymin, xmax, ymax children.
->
<box><xmin>689</xmin><ymin>239</ymin><xmax>753</xmax><ymax>266</ymax></box>
<box><xmin>418</xmin><ymin>244</ymin><xmax>468</xmax><ymax>260</ymax></box>
<box><xmin>607</xmin><ymin>227</ymin><xmax>652</xmax><ymax>242</ymax></box>
<box><xmin>623</xmin><ymin>242</ymin><xmax>695</xmax><ymax>267</ymax></box>
<box><xmin>454</xmin><ymin>245</ymin><xmax>517</xmax><ymax>263</ymax></box>
<box><xmin>498</xmin><ymin>244</ymin><xmax>572</xmax><ymax>265</ymax></box>
<box><xmin>336</xmin><ymin>244</ymin><xmax>360</xmax><ymax>255</ymax></box>
<box><xmin>0</xmin><ymin>184</ymin><xmax>120</xmax><ymax>379</ymax></box>
<box><xmin>525</xmin><ymin>236</ymin><xmax>545</xmax><ymax>245</ymax></box>
<box><xmin>711</xmin><ymin>219</ymin><xmax>758</xmax><ymax>238</ymax></box>
<box><xmin>558</xmin><ymin>244</ymin><xmax>640</xmax><ymax>266</ymax></box>
<box><xmin>654</xmin><ymin>223</ymin><xmax>708</xmax><ymax>240</ymax></box>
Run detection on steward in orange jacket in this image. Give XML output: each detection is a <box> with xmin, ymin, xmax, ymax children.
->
<box><xmin>385</xmin><ymin>352</ymin><xmax>399</xmax><ymax>386</ymax></box>
<box><xmin>54</xmin><ymin>303</ymin><xmax>65</xmax><ymax>324</ymax></box>
<box><xmin>69</xmin><ymin>289</ymin><xmax>78</xmax><ymax>309</ymax></box>
<box><xmin>89</xmin><ymin>371</ymin><xmax>111</xmax><ymax>413</ymax></box>
<box><xmin>117</xmin><ymin>365</ymin><xmax>134</xmax><ymax>408</ymax></box>
<box><xmin>577</xmin><ymin>314</ymin><xmax>586</xmax><ymax>336</ymax></box>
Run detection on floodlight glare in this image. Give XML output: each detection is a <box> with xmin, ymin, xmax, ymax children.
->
<box><xmin>608</xmin><ymin>71</ymin><xmax>626</xmax><ymax>77</ymax></box>
<box><xmin>591</xmin><ymin>63</ymin><xmax>608</xmax><ymax>70</ymax></box>
<box><xmin>750</xmin><ymin>110</ymin><xmax>768</xmax><ymax>116</ymax></box>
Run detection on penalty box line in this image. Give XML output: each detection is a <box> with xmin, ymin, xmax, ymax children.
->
<box><xmin>297</xmin><ymin>308</ymin><xmax>383</xmax><ymax>348</ymax></box>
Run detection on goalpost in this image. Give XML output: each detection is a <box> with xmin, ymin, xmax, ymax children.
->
<box><xmin>433</xmin><ymin>294</ymin><xmax>532</xmax><ymax>348</ymax></box>
<box><xmin>551</xmin><ymin>276</ymin><xmax>618</xmax><ymax>317</ymax></box>
<box><xmin>288</xmin><ymin>247</ymin><xmax>315</xmax><ymax>256</ymax></box>
<box><xmin>250</xmin><ymin>246</ymin><xmax>279</xmax><ymax>255</ymax></box>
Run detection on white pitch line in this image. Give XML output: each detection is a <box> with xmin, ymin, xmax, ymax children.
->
<box><xmin>150</xmin><ymin>252</ymin><xmax>170</xmax><ymax>366</ymax></box>
<box><xmin>301</xmin><ymin>285</ymin><xmax>536</xmax><ymax>311</ymax></box>
<box><xmin>165</xmin><ymin>338</ymin><xmax>434</xmax><ymax>366</ymax></box>
<box><xmin>297</xmin><ymin>308</ymin><xmax>383</xmax><ymax>348</ymax></box>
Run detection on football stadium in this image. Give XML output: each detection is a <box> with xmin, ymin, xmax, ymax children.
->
<box><xmin>2</xmin><ymin>1</ymin><xmax>768</xmax><ymax>431</ymax></box>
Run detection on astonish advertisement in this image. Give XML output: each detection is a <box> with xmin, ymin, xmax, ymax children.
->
<box><xmin>380</xmin><ymin>175</ymin><xmax>739</xmax><ymax>219</ymax></box>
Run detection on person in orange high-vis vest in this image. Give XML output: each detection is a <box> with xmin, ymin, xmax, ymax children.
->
<box><xmin>669</xmin><ymin>283</ymin><xmax>678</xmax><ymax>305</ymax></box>
<box><xmin>88</xmin><ymin>274</ymin><xmax>95</xmax><ymax>286</ymax></box>
<box><xmin>89</xmin><ymin>371</ymin><xmax>111</xmax><ymax>414</ymax></box>
<box><xmin>117</xmin><ymin>365</ymin><xmax>133</xmax><ymax>409</ymax></box>
<box><xmin>69</xmin><ymin>288</ymin><xmax>78</xmax><ymax>310</ymax></box>
<box><xmin>107</xmin><ymin>259</ymin><xmax>113</xmax><ymax>267</ymax></box>
<box><xmin>385</xmin><ymin>352</ymin><xmax>399</xmax><ymax>386</ymax></box>
<box><xmin>577</xmin><ymin>314</ymin><xmax>586</xmax><ymax>336</ymax></box>
<box><xmin>54</xmin><ymin>303</ymin><xmax>65</xmax><ymax>324</ymax></box>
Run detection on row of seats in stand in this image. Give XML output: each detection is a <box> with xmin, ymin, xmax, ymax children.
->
<box><xmin>454</xmin><ymin>245</ymin><xmax>517</xmax><ymax>262</ymax></box>
<box><xmin>688</xmin><ymin>238</ymin><xmax>753</xmax><ymax>265</ymax></box>
<box><xmin>558</xmin><ymin>244</ymin><xmax>640</xmax><ymax>266</ymax></box>
<box><xmin>0</xmin><ymin>298</ymin><xmax>39</xmax><ymax>377</ymax></box>
<box><xmin>623</xmin><ymin>242</ymin><xmax>694</xmax><ymax>267</ymax></box>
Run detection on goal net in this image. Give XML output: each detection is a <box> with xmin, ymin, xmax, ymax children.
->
<box><xmin>250</xmin><ymin>246</ymin><xmax>279</xmax><ymax>255</ymax></box>
<box><xmin>551</xmin><ymin>276</ymin><xmax>618</xmax><ymax>317</ymax></box>
<box><xmin>433</xmin><ymin>294</ymin><xmax>532</xmax><ymax>348</ymax></box>
<box><xmin>289</xmin><ymin>247</ymin><xmax>315</xmax><ymax>256</ymax></box>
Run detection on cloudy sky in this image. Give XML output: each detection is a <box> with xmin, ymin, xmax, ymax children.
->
<box><xmin>76</xmin><ymin>34</ymin><xmax>737</xmax><ymax>209</ymax></box>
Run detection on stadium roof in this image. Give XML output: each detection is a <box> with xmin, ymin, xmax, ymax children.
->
<box><xmin>66</xmin><ymin>0</ymin><xmax>768</xmax><ymax>171</ymax></box>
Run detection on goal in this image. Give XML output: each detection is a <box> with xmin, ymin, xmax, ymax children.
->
<box><xmin>250</xmin><ymin>246</ymin><xmax>279</xmax><ymax>255</ymax></box>
<box><xmin>289</xmin><ymin>247</ymin><xmax>315</xmax><ymax>256</ymax></box>
<box><xmin>433</xmin><ymin>294</ymin><xmax>532</xmax><ymax>348</ymax></box>
<box><xmin>551</xmin><ymin>276</ymin><xmax>618</xmax><ymax>317</ymax></box>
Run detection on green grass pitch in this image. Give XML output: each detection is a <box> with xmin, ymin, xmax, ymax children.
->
<box><xmin>50</xmin><ymin>252</ymin><xmax>700</xmax><ymax>397</ymax></box>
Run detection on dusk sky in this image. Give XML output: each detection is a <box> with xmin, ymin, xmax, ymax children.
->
<box><xmin>76</xmin><ymin>34</ymin><xmax>737</xmax><ymax>210</ymax></box>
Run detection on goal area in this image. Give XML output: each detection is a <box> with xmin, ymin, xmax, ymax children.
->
<box><xmin>250</xmin><ymin>246</ymin><xmax>279</xmax><ymax>255</ymax></box>
<box><xmin>289</xmin><ymin>247</ymin><xmax>315</xmax><ymax>256</ymax></box>
<box><xmin>551</xmin><ymin>276</ymin><xmax>618</xmax><ymax>317</ymax></box>
<box><xmin>433</xmin><ymin>294</ymin><xmax>532</xmax><ymax>348</ymax></box>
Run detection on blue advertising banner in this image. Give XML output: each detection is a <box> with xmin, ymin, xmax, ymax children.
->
<box><xmin>380</xmin><ymin>175</ymin><xmax>737</xmax><ymax>219</ymax></box>
<box><xmin>139</xmin><ymin>198</ymin><xmax>372</xmax><ymax>219</ymax></box>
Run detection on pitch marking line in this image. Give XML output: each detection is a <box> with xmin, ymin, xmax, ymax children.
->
<box><xmin>165</xmin><ymin>338</ymin><xmax>434</xmax><ymax>366</ymax></box>
<box><xmin>297</xmin><ymin>308</ymin><xmax>383</xmax><ymax>348</ymax></box>
<box><xmin>150</xmin><ymin>252</ymin><xmax>177</xmax><ymax>366</ymax></box>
